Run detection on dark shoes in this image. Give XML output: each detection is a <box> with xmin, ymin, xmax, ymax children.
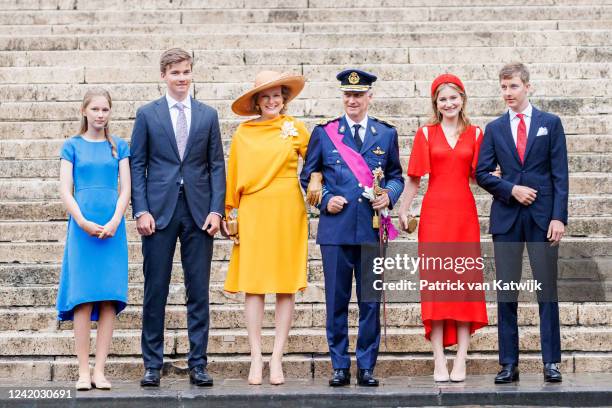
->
<box><xmin>357</xmin><ymin>369</ymin><xmax>379</xmax><ymax>387</ymax></box>
<box><xmin>140</xmin><ymin>368</ymin><xmax>161</xmax><ymax>387</ymax></box>
<box><xmin>190</xmin><ymin>365</ymin><xmax>214</xmax><ymax>386</ymax></box>
<box><xmin>329</xmin><ymin>369</ymin><xmax>351</xmax><ymax>386</ymax></box>
<box><xmin>494</xmin><ymin>364</ymin><xmax>519</xmax><ymax>384</ymax></box>
<box><xmin>543</xmin><ymin>363</ymin><xmax>562</xmax><ymax>383</ymax></box>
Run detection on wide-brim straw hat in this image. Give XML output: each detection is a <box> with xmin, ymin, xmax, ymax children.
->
<box><xmin>231</xmin><ymin>70</ymin><xmax>305</xmax><ymax>116</ymax></box>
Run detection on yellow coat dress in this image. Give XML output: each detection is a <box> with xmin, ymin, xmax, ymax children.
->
<box><xmin>224</xmin><ymin>114</ymin><xmax>309</xmax><ymax>294</ymax></box>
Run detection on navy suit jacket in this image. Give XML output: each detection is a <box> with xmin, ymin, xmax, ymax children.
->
<box><xmin>476</xmin><ymin>106</ymin><xmax>568</xmax><ymax>235</ymax></box>
<box><xmin>300</xmin><ymin>115</ymin><xmax>404</xmax><ymax>245</ymax></box>
<box><xmin>130</xmin><ymin>96</ymin><xmax>226</xmax><ymax>230</ymax></box>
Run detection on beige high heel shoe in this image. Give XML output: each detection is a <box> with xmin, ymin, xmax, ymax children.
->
<box><xmin>450</xmin><ymin>358</ymin><xmax>466</xmax><ymax>382</ymax></box>
<box><xmin>91</xmin><ymin>374</ymin><xmax>112</xmax><ymax>390</ymax></box>
<box><xmin>75</xmin><ymin>377</ymin><xmax>92</xmax><ymax>391</ymax></box>
<box><xmin>433</xmin><ymin>356</ymin><xmax>450</xmax><ymax>382</ymax></box>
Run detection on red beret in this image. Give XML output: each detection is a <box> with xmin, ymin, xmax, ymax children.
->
<box><xmin>431</xmin><ymin>73</ymin><xmax>465</xmax><ymax>96</ymax></box>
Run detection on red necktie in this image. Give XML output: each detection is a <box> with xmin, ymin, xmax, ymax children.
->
<box><xmin>516</xmin><ymin>113</ymin><xmax>527</xmax><ymax>163</ymax></box>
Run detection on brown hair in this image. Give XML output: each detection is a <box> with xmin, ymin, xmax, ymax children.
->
<box><xmin>499</xmin><ymin>62</ymin><xmax>530</xmax><ymax>84</ymax></box>
<box><xmin>429</xmin><ymin>83</ymin><xmax>471</xmax><ymax>137</ymax></box>
<box><xmin>251</xmin><ymin>85</ymin><xmax>291</xmax><ymax>115</ymax></box>
<box><xmin>79</xmin><ymin>88</ymin><xmax>117</xmax><ymax>158</ymax></box>
<box><xmin>160</xmin><ymin>48</ymin><xmax>193</xmax><ymax>74</ymax></box>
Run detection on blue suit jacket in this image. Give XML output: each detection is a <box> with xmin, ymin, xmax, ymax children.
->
<box><xmin>130</xmin><ymin>96</ymin><xmax>226</xmax><ymax>230</ymax></box>
<box><xmin>300</xmin><ymin>115</ymin><xmax>404</xmax><ymax>245</ymax></box>
<box><xmin>475</xmin><ymin>106</ymin><xmax>568</xmax><ymax>235</ymax></box>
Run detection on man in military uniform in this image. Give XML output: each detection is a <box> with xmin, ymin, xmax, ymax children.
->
<box><xmin>300</xmin><ymin>69</ymin><xmax>404</xmax><ymax>386</ymax></box>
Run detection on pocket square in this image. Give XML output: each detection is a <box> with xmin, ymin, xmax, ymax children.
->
<box><xmin>536</xmin><ymin>127</ymin><xmax>548</xmax><ymax>136</ymax></box>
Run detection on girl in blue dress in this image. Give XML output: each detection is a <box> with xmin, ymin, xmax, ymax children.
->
<box><xmin>56</xmin><ymin>88</ymin><xmax>131</xmax><ymax>391</ymax></box>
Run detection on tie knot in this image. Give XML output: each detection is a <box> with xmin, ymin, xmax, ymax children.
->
<box><xmin>175</xmin><ymin>102</ymin><xmax>184</xmax><ymax>111</ymax></box>
<box><xmin>516</xmin><ymin>113</ymin><xmax>525</xmax><ymax>120</ymax></box>
<box><xmin>353</xmin><ymin>124</ymin><xmax>361</xmax><ymax>132</ymax></box>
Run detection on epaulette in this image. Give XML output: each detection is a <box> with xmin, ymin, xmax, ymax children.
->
<box><xmin>370</xmin><ymin>116</ymin><xmax>396</xmax><ymax>128</ymax></box>
<box><xmin>317</xmin><ymin>116</ymin><xmax>341</xmax><ymax>126</ymax></box>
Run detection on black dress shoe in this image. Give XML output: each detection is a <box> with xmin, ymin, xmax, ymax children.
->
<box><xmin>357</xmin><ymin>369</ymin><xmax>379</xmax><ymax>387</ymax></box>
<box><xmin>543</xmin><ymin>363</ymin><xmax>562</xmax><ymax>383</ymax></box>
<box><xmin>140</xmin><ymin>368</ymin><xmax>160</xmax><ymax>387</ymax></box>
<box><xmin>190</xmin><ymin>365</ymin><xmax>214</xmax><ymax>386</ymax></box>
<box><xmin>494</xmin><ymin>364</ymin><xmax>519</xmax><ymax>384</ymax></box>
<box><xmin>329</xmin><ymin>369</ymin><xmax>350</xmax><ymax>386</ymax></box>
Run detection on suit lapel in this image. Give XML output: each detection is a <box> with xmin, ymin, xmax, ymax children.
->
<box><xmin>155</xmin><ymin>97</ymin><xmax>180</xmax><ymax>160</ymax></box>
<box><xmin>522</xmin><ymin>106</ymin><xmax>540</xmax><ymax>163</ymax></box>
<box><xmin>182</xmin><ymin>97</ymin><xmax>200</xmax><ymax>160</ymax></box>
<box><xmin>339</xmin><ymin>116</ymin><xmax>359</xmax><ymax>152</ymax></box>
<box><xmin>501</xmin><ymin>111</ymin><xmax>522</xmax><ymax>164</ymax></box>
<box><xmin>360</xmin><ymin>117</ymin><xmax>377</xmax><ymax>155</ymax></box>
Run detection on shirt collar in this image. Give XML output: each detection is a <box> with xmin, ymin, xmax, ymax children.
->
<box><xmin>166</xmin><ymin>93</ymin><xmax>191</xmax><ymax>110</ymax></box>
<box><xmin>509</xmin><ymin>102</ymin><xmax>532</xmax><ymax>121</ymax></box>
<box><xmin>344</xmin><ymin>114</ymin><xmax>368</xmax><ymax>131</ymax></box>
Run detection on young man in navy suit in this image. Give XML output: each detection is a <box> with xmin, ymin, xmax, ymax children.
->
<box><xmin>300</xmin><ymin>70</ymin><xmax>404</xmax><ymax>387</ymax></box>
<box><xmin>476</xmin><ymin>62</ymin><xmax>568</xmax><ymax>384</ymax></box>
<box><xmin>131</xmin><ymin>48</ymin><xmax>226</xmax><ymax>387</ymax></box>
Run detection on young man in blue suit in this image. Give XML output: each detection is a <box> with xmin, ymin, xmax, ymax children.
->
<box><xmin>131</xmin><ymin>48</ymin><xmax>226</xmax><ymax>387</ymax></box>
<box><xmin>300</xmin><ymin>69</ymin><xmax>404</xmax><ymax>387</ymax></box>
<box><xmin>476</xmin><ymin>62</ymin><xmax>568</xmax><ymax>384</ymax></box>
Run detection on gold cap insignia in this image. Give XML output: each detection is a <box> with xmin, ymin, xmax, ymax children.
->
<box><xmin>348</xmin><ymin>72</ymin><xmax>360</xmax><ymax>85</ymax></box>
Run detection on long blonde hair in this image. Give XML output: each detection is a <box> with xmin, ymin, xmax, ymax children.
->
<box><xmin>429</xmin><ymin>83</ymin><xmax>471</xmax><ymax>137</ymax></box>
<box><xmin>79</xmin><ymin>88</ymin><xmax>117</xmax><ymax>158</ymax></box>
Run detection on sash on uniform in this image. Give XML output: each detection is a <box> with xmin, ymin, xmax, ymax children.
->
<box><xmin>323</xmin><ymin>120</ymin><xmax>398</xmax><ymax>240</ymax></box>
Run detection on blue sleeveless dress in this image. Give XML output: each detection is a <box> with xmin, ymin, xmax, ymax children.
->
<box><xmin>56</xmin><ymin>135</ymin><xmax>130</xmax><ymax>321</ymax></box>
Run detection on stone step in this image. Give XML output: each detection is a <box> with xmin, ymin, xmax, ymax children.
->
<box><xmin>2</xmin><ymin>134</ymin><xmax>611</xmax><ymax>161</ymax></box>
<box><xmin>1</xmin><ymin>213</ymin><xmax>610</xmax><ymax>244</ymax></box>
<box><xmin>2</xmin><ymin>252</ymin><xmax>610</xmax><ymax>289</ymax></box>
<box><xmin>2</xmin><ymin>20</ymin><xmax>612</xmax><ymax>37</ymax></box>
<box><xmin>1</xmin><ymin>274</ymin><xmax>609</xmax><ymax>308</ymax></box>
<box><xmin>1</xmin><ymin>96</ymin><xmax>611</xmax><ymax>122</ymax></box>
<box><xmin>1</xmin><ymin>6</ymin><xmax>611</xmax><ymax>25</ymax></box>
<box><xmin>1</xmin><ymin>302</ymin><xmax>609</xmax><ymax>332</ymax></box>
<box><xmin>3</xmin><ymin>20</ymin><xmax>607</xmax><ymax>36</ymax></box>
<box><xmin>3</xmin><ymin>353</ymin><xmax>610</xmax><ymax>382</ymax></box>
<box><xmin>2</xmin><ymin>149</ymin><xmax>610</xmax><ymax>179</ymax></box>
<box><xmin>3</xmin><ymin>31</ymin><xmax>612</xmax><ymax>53</ymax></box>
<box><xmin>4</xmin><ymin>79</ymin><xmax>612</xmax><ymax>104</ymax></box>
<box><xmin>0</xmin><ymin>235</ymin><xmax>610</xmax><ymax>269</ymax></box>
<box><xmin>0</xmin><ymin>326</ymin><xmax>610</xmax><ymax>357</ymax></box>
<box><xmin>3</xmin><ymin>173</ymin><xmax>609</xmax><ymax>202</ymax></box>
<box><xmin>2</xmin><ymin>46</ymin><xmax>611</xmax><ymax>69</ymax></box>
<box><xmin>3</xmin><ymin>0</ymin><xmax>607</xmax><ymax>11</ymax></box>
<box><xmin>2</xmin><ymin>195</ymin><xmax>611</xmax><ymax>225</ymax></box>
<box><xmin>2</xmin><ymin>62</ymin><xmax>611</xmax><ymax>86</ymax></box>
<box><xmin>2</xmin><ymin>114</ymin><xmax>611</xmax><ymax>141</ymax></box>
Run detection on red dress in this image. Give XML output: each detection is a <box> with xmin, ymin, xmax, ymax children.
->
<box><xmin>407</xmin><ymin>124</ymin><xmax>488</xmax><ymax>347</ymax></box>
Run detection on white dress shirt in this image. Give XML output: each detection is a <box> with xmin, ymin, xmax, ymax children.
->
<box><xmin>509</xmin><ymin>102</ymin><xmax>533</xmax><ymax>146</ymax></box>
<box><xmin>344</xmin><ymin>114</ymin><xmax>368</xmax><ymax>144</ymax></box>
<box><xmin>166</xmin><ymin>92</ymin><xmax>192</xmax><ymax>137</ymax></box>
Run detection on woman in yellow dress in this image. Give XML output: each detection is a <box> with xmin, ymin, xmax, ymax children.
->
<box><xmin>223</xmin><ymin>71</ymin><xmax>309</xmax><ymax>385</ymax></box>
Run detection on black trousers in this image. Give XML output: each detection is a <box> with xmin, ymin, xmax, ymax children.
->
<box><xmin>141</xmin><ymin>191</ymin><xmax>213</xmax><ymax>370</ymax></box>
<box><xmin>493</xmin><ymin>207</ymin><xmax>561</xmax><ymax>365</ymax></box>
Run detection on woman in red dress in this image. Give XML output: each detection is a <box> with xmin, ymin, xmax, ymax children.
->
<box><xmin>398</xmin><ymin>74</ymin><xmax>489</xmax><ymax>382</ymax></box>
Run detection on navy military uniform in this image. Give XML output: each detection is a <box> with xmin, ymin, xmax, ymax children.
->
<box><xmin>300</xmin><ymin>70</ymin><xmax>404</xmax><ymax>382</ymax></box>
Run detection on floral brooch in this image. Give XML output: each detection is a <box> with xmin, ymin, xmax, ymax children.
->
<box><xmin>280</xmin><ymin>121</ymin><xmax>299</xmax><ymax>139</ymax></box>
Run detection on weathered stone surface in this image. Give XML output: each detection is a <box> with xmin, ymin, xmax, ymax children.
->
<box><xmin>0</xmin><ymin>0</ymin><xmax>611</xmax><ymax>378</ymax></box>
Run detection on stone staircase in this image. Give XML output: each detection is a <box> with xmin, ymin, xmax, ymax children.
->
<box><xmin>0</xmin><ymin>0</ymin><xmax>611</xmax><ymax>381</ymax></box>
